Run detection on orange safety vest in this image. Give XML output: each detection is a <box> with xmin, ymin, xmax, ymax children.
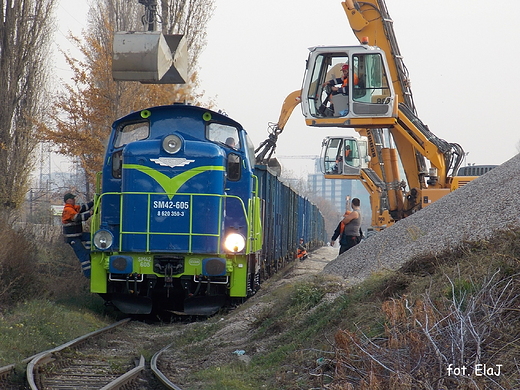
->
<box><xmin>62</xmin><ymin>203</ymin><xmax>83</xmax><ymax>238</ymax></box>
<box><xmin>341</xmin><ymin>73</ymin><xmax>359</xmax><ymax>88</ymax></box>
<box><xmin>62</xmin><ymin>203</ymin><xmax>80</xmax><ymax>224</ymax></box>
<box><xmin>339</xmin><ymin>210</ymin><xmax>353</xmax><ymax>236</ymax></box>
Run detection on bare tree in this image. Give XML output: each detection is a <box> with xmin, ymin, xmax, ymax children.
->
<box><xmin>42</xmin><ymin>0</ymin><xmax>214</xmax><ymax>195</ymax></box>
<box><xmin>0</xmin><ymin>0</ymin><xmax>57</xmax><ymax>218</ymax></box>
<box><xmin>160</xmin><ymin>0</ymin><xmax>215</xmax><ymax>70</ymax></box>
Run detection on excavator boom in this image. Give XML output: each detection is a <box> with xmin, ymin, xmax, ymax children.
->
<box><xmin>342</xmin><ymin>0</ymin><xmax>415</xmax><ymax>112</ymax></box>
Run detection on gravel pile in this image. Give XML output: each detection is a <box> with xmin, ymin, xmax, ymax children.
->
<box><xmin>322</xmin><ymin>153</ymin><xmax>520</xmax><ymax>284</ymax></box>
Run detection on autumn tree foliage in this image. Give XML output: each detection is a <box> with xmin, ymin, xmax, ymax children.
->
<box><xmin>0</xmin><ymin>0</ymin><xmax>57</xmax><ymax>216</ymax></box>
<box><xmin>43</xmin><ymin>0</ymin><xmax>214</xmax><ymax>196</ymax></box>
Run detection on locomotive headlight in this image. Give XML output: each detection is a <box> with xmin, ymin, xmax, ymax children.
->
<box><xmin>224</xmin><ymin>233</ymin><xmax>245</xmax><ymax>253</ymax></box>
<box><xmin>93</xmin><ymin>229</ymin><xmax>114</xmax><ymax>251</ymax></box>
<box><xmin>162</xmin><ymin>134</ymin><xmax>182</xmax><ymax>154</ymax></box>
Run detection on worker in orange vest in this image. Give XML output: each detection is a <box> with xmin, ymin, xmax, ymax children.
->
<box><xmin>297</xmin><ymin>238</ymin><xmax>308</xmax><ymax>261</ymax></box>
<box><xmin>325</xmin><ymin>63</ymin><xmax>359</xmax><ymax>95</ymax></box>
<box><xmin>321</xmin><ymin>63</ymin><xmax>360</xmax><ymax>116</ymax></box>
<box><xmin>62</xmin><ymin>193</ymin><xmax>94</xmax><ymax>277</ymax></box>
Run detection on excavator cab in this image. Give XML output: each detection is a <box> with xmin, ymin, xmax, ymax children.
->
<box><xmin>301</xmin><ymin>46</ymin><xmax>396</xmax><ymax>126</ymax></box>
<box><xmin>321</xmin><ymin>136</ymin><xmax>368</xmax><ymax>176</ymax></box>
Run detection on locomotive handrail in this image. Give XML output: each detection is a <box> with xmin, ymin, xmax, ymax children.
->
<box><xmin>249</xmin><ymin>174</ymin><xmax>262</xmax><ymax>249</ymax></box>
<box><xmin>92</xmin><ymin>191</ymin><xmax>251</xmax><ymax>253</ymax></box>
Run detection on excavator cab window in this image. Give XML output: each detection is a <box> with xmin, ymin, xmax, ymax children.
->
<box><xmin>307</xmin><ymin>54</ymin><xmax>350</xmax><ymax>117</ymax></box>
<box><xmin>343</xmin><ymin>139</ymin><xmax>358</xmax><ymax>164</ymax></box>
<box><xmin>351</xmin><ymin>54</ymin><xmax>391</xmax><ymax>110</ymax></box>
<box><xmin>322</xmin><ymin>138</ymin><xmax>342</xmax><ymax>173</ymax></box>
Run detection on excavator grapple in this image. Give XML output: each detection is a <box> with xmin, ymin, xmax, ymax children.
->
<box><xmin>112</xmin><ymin>31</ymin><xmax>187</xmax><ymax>84</ymax></box>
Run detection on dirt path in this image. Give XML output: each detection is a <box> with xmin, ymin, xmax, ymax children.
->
<box><xmin>160</xmin><ymin>245</ymin><xmax>340</xmax><ymax>387</ymax></box>
<box><xmin>221</xmin><ymin>246</ymin><xmax>337</xmax><ymax>334</ymax></box>
<box><xmin>291</xmin><ymin>245</ymin><xmax>338</xmax><ymax>278</ymax></box>
<box><xmin>253</xmin><ymin>245</ymin><xmax>339</xmax><ymax>299</ymax></box>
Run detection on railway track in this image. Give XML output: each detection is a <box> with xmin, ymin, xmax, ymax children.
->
<box><xmin>0</xmin><ymin>318</ymin><xmax>186</xmax><ymax>390</ymax></box>
<box><xmin>151</xmin><ymin>343</ymin><xmax>183</xmax><ymax>390</ymax></box>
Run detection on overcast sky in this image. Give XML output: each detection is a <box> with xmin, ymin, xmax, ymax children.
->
<box><xmin>55</xmin><ymin>0</ymin><xmax>520</xmax><ymax>178</ymax></box>
<box><xmin>197</xmin><ymin>0</ymin><xmax>520</xmax><ymax>176</ymax></box>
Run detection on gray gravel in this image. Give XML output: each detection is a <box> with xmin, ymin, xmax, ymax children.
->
<box><xmin>322</xmin><ymin>153</ymin><xmax>520</xmax><ymax>284</ymax></box>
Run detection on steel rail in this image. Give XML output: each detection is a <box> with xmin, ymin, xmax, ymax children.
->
<box><xmin>100</xmin><ymin>355</ymin><xmax>145</xmax><ymax>390</ymax></box>
<box><xmin>151</xmin><ymin>342</ymin><xmax>184</xmax><ymax>390</ymax></box>
<box><xmin>26</xmin><ymin>318</ymin><xmax>131</xmax><ymax>390</ymax></box>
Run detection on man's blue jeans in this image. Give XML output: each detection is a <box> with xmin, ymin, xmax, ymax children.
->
<box><xmin>67</xmin><ymin>232</ymin><xmax>91</xmax><ymax>278</ymax></box>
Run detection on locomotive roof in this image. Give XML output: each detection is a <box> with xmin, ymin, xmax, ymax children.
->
<box><xmin>113</xmin><ymin>104</ymin><xmax>244</xmax><ymax>132</ymax></box>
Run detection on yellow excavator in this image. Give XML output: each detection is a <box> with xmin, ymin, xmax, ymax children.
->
<box><xmin>255</xmin><ymin>0</ymin><xmax>495</xmax><ymax>231</ymax></box>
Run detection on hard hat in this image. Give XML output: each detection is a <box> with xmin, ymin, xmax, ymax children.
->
<box><xmin>341</xmin><ymin>64</ymin><xmax>349</xmax><ymax>71</ymax></box>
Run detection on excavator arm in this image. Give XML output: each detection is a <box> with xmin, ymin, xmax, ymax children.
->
<box><xmin>254</xmin><ymin>90</ymin><xmax>301</xmax><ymax>172</ymax></box>
<box><xmin>341</xmin><ymin>0</ymin><xmax>465</xmax><ymax>193</ymax></box>
<box><xmin>342</xmin><ymin>0</ymin><xmax>415</xmax><ymax>111</ymax></box>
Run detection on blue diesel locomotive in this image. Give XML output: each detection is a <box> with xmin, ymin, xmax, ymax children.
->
<box><xmin>90</xmin><ymin>104</ymin><xmax>325</xmax><ymax>315</ymax></box>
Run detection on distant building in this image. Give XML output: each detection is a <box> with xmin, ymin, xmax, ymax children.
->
<box><xmin>307</xmin><ymin>173</ymin><xmax>368</xmax><ymax>213</ymax></box>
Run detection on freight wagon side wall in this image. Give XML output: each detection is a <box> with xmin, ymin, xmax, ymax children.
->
<box><xmin>253</xmin><ymin>165</ymin><xmax>326</xmax><ymax>279</ymax></box>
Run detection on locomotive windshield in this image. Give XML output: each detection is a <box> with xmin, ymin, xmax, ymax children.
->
<box><xmin>114</xmin><ymin>121</ymin><xmax>149</xmax><ymax>148</ymax></box>
<box><xmin>206</xmin><ymin>123</ymin><xmax>240</xmax><ymax>150</ymax></box>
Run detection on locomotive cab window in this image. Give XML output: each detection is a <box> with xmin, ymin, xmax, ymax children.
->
<box><xmin>114</xmin><ymin>121</ymin><xmax>149</xmax><ymax>148</ymax></box>
<box><xmin>112</xmin><ymin>150</ymin><xmax>123</xmax><ymax>178</ymax></box>
<box><xmin>207</xmin><ymin>123</ymin><xmax>240</xmax><ymax>150</ymax></box>
<box><xmin>244</xmin><ymin>133</ymin><xmax>256</xmax><ymax>168</ymax></box>
<box><xmin>227</xmin><ymin>153</ymin><xmax>241</xmax><ymax>181</ymax></box>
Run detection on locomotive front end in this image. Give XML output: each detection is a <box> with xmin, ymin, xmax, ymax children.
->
<box><xmin>90</xmin><ymin>105</ymin><xmax>262</xmax><ymax>316</ymax></box>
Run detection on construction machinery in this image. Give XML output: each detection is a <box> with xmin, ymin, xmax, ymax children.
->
<box><xmin>255</xmin><ymin>0</ymin><xmax>494</xmax><ymax>231</ymax></box>
<box><xmin>111</xmin><ymin>0</ymin><xmax>188</xmax><ymax>84</ymax></box>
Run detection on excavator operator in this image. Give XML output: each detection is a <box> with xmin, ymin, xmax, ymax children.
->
<box><xmin>332</xmin><ymin>142</ymin><xmax>353</xmax><ymax>174</ymax></box>
<box><xmin>325</xmin><ymin>63</ymin><xmax>359</xmax><ymax>95</ymax></box>
<box><xmin>321</xmin><ymin>63</ymin><xmax>359</xmax><ymax>116</ymax></box>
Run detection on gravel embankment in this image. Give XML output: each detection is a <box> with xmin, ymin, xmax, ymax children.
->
<box><xmin>322</xmin><ymin>153</ymin><xmax>520</xmax><ymax>284</ymax></box>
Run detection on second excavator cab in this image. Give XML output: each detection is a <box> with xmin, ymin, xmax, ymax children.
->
<box><xmin>321</xmin><ymin>136</ymin><xmax>368</xmax><ymax>176</ymax></box>
<box><xmin>301</xmin><ymin>45</ymin><xmax>396</xmax><ymax>126</ymax></box>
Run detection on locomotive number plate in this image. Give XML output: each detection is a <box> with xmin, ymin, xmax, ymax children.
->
<box><xmin>152</xmin><ymin>200</ymin><xmax>190</xmax><ymax>217</ymax></box>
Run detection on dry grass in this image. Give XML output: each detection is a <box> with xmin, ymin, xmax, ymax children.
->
<box><xmin>0</xmin><ymin>223</ymin><xmax>40</xmax><ymax>306</ymax></box>
<box><xmin>329</xmin><ymin>229</ymin><xmax>520</xmax><ymax>389</ymax></box>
